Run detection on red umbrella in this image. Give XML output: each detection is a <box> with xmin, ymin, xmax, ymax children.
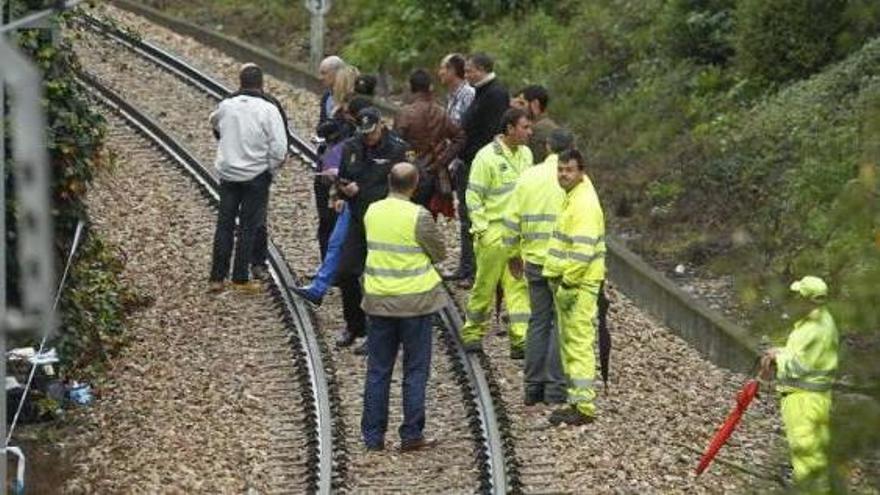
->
<box><xmin>695</xmin><ymin>379</ymin><xmax>761</xmax><ymax>475</ymax></box>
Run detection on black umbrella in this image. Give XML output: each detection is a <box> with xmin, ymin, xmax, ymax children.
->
<box><xmin>597</xmin><ymin>282</ymin><xmax>612</xmax><ymax>391</ymax></box>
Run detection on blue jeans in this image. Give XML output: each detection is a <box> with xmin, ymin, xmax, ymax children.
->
<box><xmin>361</xmin><ymin>314</ymin><xmax>434</xmax><ymax>448</ymax></box>
<box><xmin>301</xmin><ymin>203</ymin><xmax>350</xmax><ymax>298</ymax></box>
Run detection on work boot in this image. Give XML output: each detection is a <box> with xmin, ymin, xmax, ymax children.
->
<box><xmin>207</xmin><ymin>280</ymin><xmax>225</xmax><ymax>293</ymax></box>
<box><xmin>509</xmin><ymin>346</ymin><xmax>525</xmax><ymax>360</ymax></box>
<box><xmin>251</xmin><ymin>264</ymin><xmax>270</xmax><ymax>280</ymax></box>
<box><xmin>292</xmin><ymin>285</ymin><xmax>323</xmax><ymax>307</ymax></box>
<box><xmin>353</xmin><ymin>339</ymin><xmax>368</xmax><ymax>356</ymax></box>
<box><xmin>336</xmin><ymin>329</ymin><xmax>359</xmax><ymax>348</ymax></box>
<box><xmin>548</xmin><ymin>406</ymin><xmax>594</xmax><ymax>426</ymax></box>
<box><xmin>230</xmin><ymin>280</ymin><xmax>262</xmax><ymax>294</ymax></box>
<box><xmin>400</xmin><ymin>437</ymin><xmax>437</xmax><ymax>452</ymax></box>
<box><xmin>524</xmin><ymin>388</ymin><xmax>543</xmax><ymax>406</ymax></box>
<box><xmin>461</xmin><ymin>341</ymin><xmax>483</xmax><ymax>354</ymax></box>
<box><xmin>365</xmin><ymin>441</ymin><xmax>385</xmax><ymax>452</ymax></box>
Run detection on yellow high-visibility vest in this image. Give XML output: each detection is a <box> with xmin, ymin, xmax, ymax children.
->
<box><xmin>363</xmin><ymin>197</ymin><xmax>441</xmax><ymax>296</ymax></box>
<box><xmin>542</xmin><ymin>179</ymin><xmax>606</xmax><ymax>285</ymax></box>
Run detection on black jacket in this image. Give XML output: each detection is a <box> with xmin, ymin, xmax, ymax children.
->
<box><xmin>460</xmin><ymin>77</ymin><xmax>510</xmax><ymax>166</ymax></box>
<box><xmin>338</xmin><ymin>128</ymin><xmax>410</xmax><ymax>220</ymax></box>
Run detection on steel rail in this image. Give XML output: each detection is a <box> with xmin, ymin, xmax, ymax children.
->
<box><xmin>74</xmin><ymin>11</ymin><xmax>513</xmax><ymax>493</ymax></box>
<box><xmin>76</xmin><ymin>70</ymin><xmax>335</xmax><ymax>495</ymax></box>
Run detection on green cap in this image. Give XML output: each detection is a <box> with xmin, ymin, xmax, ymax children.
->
<box><xmin>790</xmin><ymin>275</ymin><xmax>828</xmax><ymax>300</ymax></box>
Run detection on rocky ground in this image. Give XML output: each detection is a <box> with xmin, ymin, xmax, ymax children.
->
<box><xmin>63</xmin><ymin>110</ymin><xmax>311</xmax><ymax>492</ymax></box>
<box><xmin>62</xmin><ymin>3</ymin><xmax>799</xmax><ymax>493</ymax></box>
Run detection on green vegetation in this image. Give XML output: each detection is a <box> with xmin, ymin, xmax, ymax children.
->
<box><xmin>4</xmin><ymin>2</ymin><xmax>142</xmax><ymax>378</ymax></box>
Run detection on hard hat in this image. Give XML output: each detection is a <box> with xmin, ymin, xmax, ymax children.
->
<box><xmin>790</xmin><ymin>275</ymin><xmax>828</xmax><ymax>300</ymax></box>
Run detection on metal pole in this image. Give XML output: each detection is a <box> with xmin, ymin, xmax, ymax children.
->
<box><xmin>309</xmin><ymin>10</ymin><xmax>324</xmax><ymax>73</ymax></box>
<box><xmin>1</xmin><ymin>12</ymin><xmax>7</xmax><ymax>495</ymax></box>
<box><xmin>305</xmin><ymin>0</ymin><xmax>330</xmax><ymax>73</ymax></box>
<box><xmin>2</xmin><ymin>0</ymin><xmax>8</xmax><ymax>489</ymax></box>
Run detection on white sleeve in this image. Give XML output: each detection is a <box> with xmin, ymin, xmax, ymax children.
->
<box><xmin>264</xmin><ymin>104</ymin><xmax>288</xmax><ymax>170</ymax></box>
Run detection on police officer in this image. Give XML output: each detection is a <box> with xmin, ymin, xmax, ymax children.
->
<box><xmin>544</xmin><ymin>149</ymin><xmax>605</xmax><ymax>426</ymax></box>
<box><xmin>460</xmin><ymin>107</ymin><xmax>533</xmax><ymax>358</ymax></box>
<box><xmin>334</xmin><ymin>107</ymin><xmax>409</xmax><ymax>347</ymax></box>
<box><xmin>761</xmin><ymin>275</ymin><xmax>839</xmax><ymax>494</ymax></box>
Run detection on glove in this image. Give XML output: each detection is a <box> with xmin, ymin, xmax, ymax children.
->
<box><xmin>555</xmin><ymin>284</ymin><xmax>578</xmax><ymax>313</ymax></box>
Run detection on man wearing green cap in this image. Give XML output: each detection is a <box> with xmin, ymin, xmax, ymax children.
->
<box><xmin>760</xmin><ymin>275</ymin><xmax>839</xmax><ymax>494</ymax></box>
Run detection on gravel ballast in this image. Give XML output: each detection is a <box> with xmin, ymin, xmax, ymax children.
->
<box><xmin>65</xmin><ymin>111</ymin><xmax>312</xmax><ymax>493</ymax></box>
<box><xmin>69</xmin><ymin>4</ymin><xmax>793</xmax><ymax>493</ymax></box>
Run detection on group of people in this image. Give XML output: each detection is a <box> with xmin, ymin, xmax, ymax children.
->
<box><xmin>206</xmin><ymin>55</ymin><xmax>839</xmax><ymax>492</ymax></box>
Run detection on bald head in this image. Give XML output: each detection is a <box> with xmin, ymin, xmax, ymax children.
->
<box><xmin>319</xmin><ymin>56</ymin><xmax>345</xmax><ymax>87</ymax></box>
<box><xmin>388</xmin><ymin>162</ymin><xmax>420</xmax><ymax>196</ymax></box>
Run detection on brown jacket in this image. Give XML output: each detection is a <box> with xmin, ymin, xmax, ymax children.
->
<box><xmin>394</xmin><ymin>93</ymin><xmax>465</xmax><ymax>172</ymax></box>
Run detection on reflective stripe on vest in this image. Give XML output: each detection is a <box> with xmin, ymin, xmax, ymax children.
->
<box><xmin>363</xmin><ymin>198</ymin><xmax>441</xmax><ymax>296</ymax></box>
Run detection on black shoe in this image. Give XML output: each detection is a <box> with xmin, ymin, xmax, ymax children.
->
<box><xmin>543</xmin><ymin>394</ymin><xmax>568</xmax><ymax>405</ymax></box>
<box><xmin>461</xmin><ymin>341</ymin><xmax>483</xmax><ymax>354</ymax></box>
<box><xmin>548</xmin><ymin>407</ymin><xmax>594</xmax><ymax>426</ymax></box>
<box><xmin>365</xmin><ymin>441</ymin><xmax>385</xmax><ymax>452</ymax></box>
<box><xmin>292</xmin><ymin>286</ymin><xmax>323</xmax><ymax>307</ymax></box>
<box><xmin>251</xmin><ymin>264</ymin><xmax>270</xmax><ymax>280</ymax></box>
<box><xmin>524</xmin><ymin>389</ymin><xmax>543</xmax><ymax>406</ymax></box>
<box><xmin>353</xmin><ymin>340</ymin><xmax>368</xmax><ymax>356</ymax></box>
<box><xmin>336</xmin><ymin>329</ymin><xmax>359</xmax><ymax>347</ymax></box>
<box><xmin>400</xmin><ymin>437</ymin><xmax>437</xmax><ymax>452</ymax></box>
<box><xmin>509</xmin><ymin>347</ymin><xmax>525</xmax><ymax>360</ymax></box>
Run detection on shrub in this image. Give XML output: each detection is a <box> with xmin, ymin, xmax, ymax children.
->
<box><xmin>734</xmin><ymin>0</ymin><xmax>847</xmax><ymax>85</ymax></box>
<box><xmin>658</xmin><ymin>0</ymin><xmax>736</xmax><ymax>66</ymax></box>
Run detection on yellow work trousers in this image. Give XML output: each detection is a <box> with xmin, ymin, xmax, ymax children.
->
<box><xmin>460</xmin><ymin>223</ymin><xmax>530</xmax><ymax>350</ymax></box>
<box><xmin>781</xmin><ymin>390</ymin><xmax>832</xmax><ymax>494</ymax></box>
<box><xmin>553</xmin><ymin>280</ymin><xmax>599</xmax><ymax>417</ymax></box>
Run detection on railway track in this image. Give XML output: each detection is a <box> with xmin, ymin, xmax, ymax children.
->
<box><xmin>72</xmin><ymin>11</ymin><xmax>516</xmax><ymax>494</ymax></box>
<box><xmin>77</xmin><ymin>71</ymin><xmax>339</xmax><ymax>493</ymax></box>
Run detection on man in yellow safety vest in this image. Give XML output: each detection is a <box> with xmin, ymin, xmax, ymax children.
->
<box><xmin>460</xmin><ymin>108</ymin><xmax>534</xmax><ymax>357</ymax></box>
<box><xmin>544</xmin><ymin>149</ymin><xmax>605</xmax><ymax>426</ymax></box>
<box><xmin>361</xmin><ymin>162</ymin><xmax>447</xmax><ymax>452</ymax></box>
<box><xmin>761</xmin><ymin>275</ymin><xmax>839</xmax><ymax>494</ymax></box>
<box><xmin>504</xmin><ymin>128</ymin><xmax>576</xmax><ymax>405</ymax></box>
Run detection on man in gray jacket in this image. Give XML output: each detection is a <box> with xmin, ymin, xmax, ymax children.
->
<box><xmin>208</xmin><ymin>64</ymin><xmax>288</xmax><ymax>292</ymax></box>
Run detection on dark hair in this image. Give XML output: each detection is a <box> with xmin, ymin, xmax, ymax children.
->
<box><xmin>239</xmin><ymin>64</ymin><xmax>263</xmax><ymax>89</ymax></box>
<box><xmin>389</xmin><ymin>163</ymin><xmax>419</xmax><ymax>192</ymax></box>
<box><xmin>500</xmin><ymin>107</ymin><xmax>529</xmax><ymax>134</ymax></box>
<box><xmin>517</xmin><ymin>84</ymin><xmax>550</xmax><ymax>111</ymax></box>
<box><xmin>468</xmin><ymin>52</ymin><xmax>494</xmax><ymax>73</ymax></box>
<box><xmin>355</xmin><ymin>74</ymin><xmax>377</xmax><ymax>96</ymax></box>
<box><xmin>559</xmin><ymin>149</ymin><xmax>585</xmax><ymax>170</ymax></box>
<box><xmin>348</xmin><ymin>96</ymin><xmax>372</xmax><ymax>117</ymax></box>
<box><xmin>445</xmin><ymin>53</ymin><xmax>466</xmax><ymax>79</ymax></box>
<box><xmin>409</xmin><ymin>69</ymin><xmax>432</xmax><ymax>94</ymax></box>
<box><xmin>547</xmin><ymin>128</ymin><xmax>574</xmax><ymax>153</ymax></box>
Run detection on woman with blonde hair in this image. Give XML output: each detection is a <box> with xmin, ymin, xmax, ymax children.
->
<box><xmin>332</xmin><ymin>64</ymin><xmax>360</xmax><ymax>116</ymax></box>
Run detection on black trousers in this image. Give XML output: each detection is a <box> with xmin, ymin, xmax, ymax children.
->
<box><xmin>314</xmin><ymin>175</ymin><xmax>338</xmax><ymax>260</ymax></box>
<box><xmin>337</xmin><ymin>217</ymin><xmax>367</xmax><ymax>336</ymax></box>
<box><xmin>210</xmin><ymin>171</ymin><xmax>271</xmax><ymax>282</ymax></box>
<box><xmin>455</xmin><ymin>165</ymin><xmax>475</xmax><ymax>277</ymax></box>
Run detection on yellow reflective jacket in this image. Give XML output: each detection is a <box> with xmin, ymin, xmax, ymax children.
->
<box><xmin>363</xmin><ymin>197</ymin><xmax>442</xmax><ymax>297</ymax></box>
<box><xmin>502</xmin><ymin>153</ymin><xmax>565</xmax><ymax>265</ymax></box>
<box><xmin>466</xmin><ymin>136</ymin><xmax>533</xmax><ymax>236</ymax></box>
<box><xmin>776</xmin><ymin>307</ymin><xmax>839</xmax><ymax>393</ymax></box>
<box><xmin>542</xmin><ymin>179</ymin><xmax>606</xmax><ymax>286</ymax></box>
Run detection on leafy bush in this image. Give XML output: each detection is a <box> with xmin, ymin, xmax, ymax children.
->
<box><xmin>734</xmin><ymin>0</ymin><xmax>846</xmax><ymax>85</ymax></box>
<box><xmin>658</xmin><ymin>0</ymin><xmax>736</xmax><ymax>66</ymax></box>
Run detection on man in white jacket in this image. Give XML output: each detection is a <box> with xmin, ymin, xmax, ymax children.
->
<box><xmin>208</xmin><ymin>63</ymin><xmax>288</xmax><ymax>293</ymax></box>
